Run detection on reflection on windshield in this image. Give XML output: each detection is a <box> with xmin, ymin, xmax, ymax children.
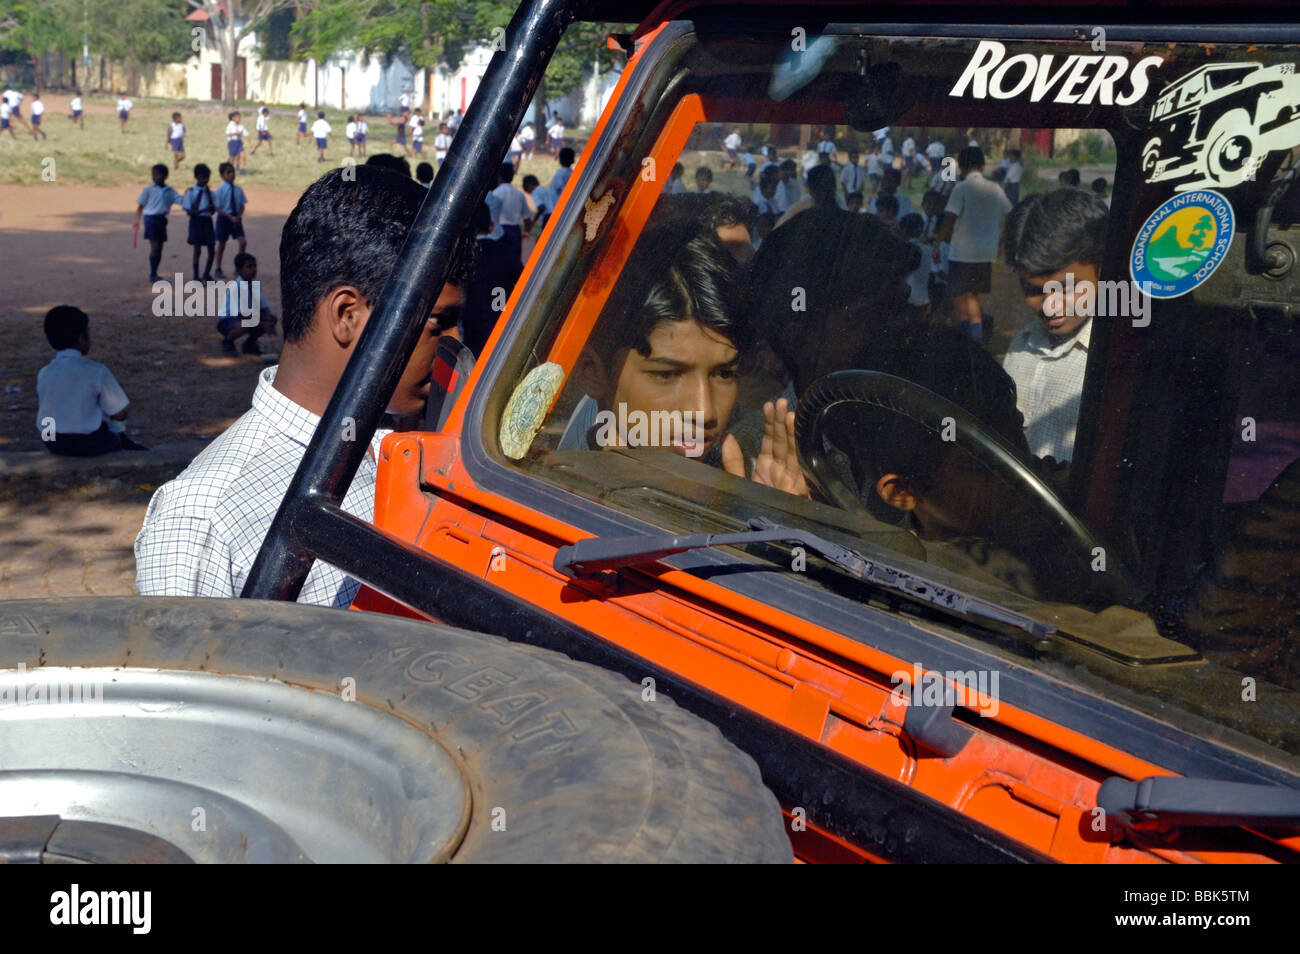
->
<box><xmin>515</xmin><ymin>102</ymin><xmax>1300</xmax><ymax>757</ymax></box>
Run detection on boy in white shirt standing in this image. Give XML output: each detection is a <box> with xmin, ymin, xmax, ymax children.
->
<box><xmin>250</xmin><ymin>106</ymin><xmax>274</xmax><ymax>156</ymax></box>
<box><xmin>0</xmin><ymin>98</ymin><xmax>13</xmax><ymax>140</ymax></box>
<box><xmin>116</xmin><ymin>92</ymin><xmax>133</xmax><ymax>133</ymax></box>
<box><xmin>840</xmin><ymin>148</ymin><xmax>865</xmax><ymax>204</ymax></box>
<box><xmin>412</xmin><ymin>116</ymin><xmax>426</xmax><ymax>159</ymax></box>
<box><xmin>29</xmin><ymin>93</ymin><xmax>46</xmax><ymax>140</ymax></box>
<box><xmin>1004</xmin><ymin>148</ymin><xmax>1023</xmax><ymax>203</ymax></box>
<box><xmin>225</xmin><ymin>111</ymin><xmax>248</xmax><ymax>170</ymax></box>
<box><xmin>296</xmin><ymin>103</ymin><xmax>308</xmax><ymax>145</ymax></box>
<box><xmin>37</xmin><ymin>306</ymin><xmax>147</xmax><ymax>455</ymax></box>
<box><xmin>434</xmin><ymin>123</ymin><xmax>452</xmax><ymax>166</ymax></box>
<box><xmin>723</xmin><ymin>127</ymin><xmax>743</xmax><ymax>170</ymax></box>
<box><xmin>936</xmin><ymin>146</ymin><xmax>1013</xmax><ymax>344</ymax></box>
<box><xmin>69</xmin><ymin>91</ymin><xmax>84</xmax><ymax>129</ymax></box>
<box><xmin>1000</xmin><ymin>189</ymin><xmax>1109</xmax><ymax>463</ymax></box>
<box><xmin>311</xmin><ymin>111</ymin><xmax>331</xmax><ymax>162</ymax></box>
<box><xmin>167</xmin><ymin>111</ymin><xmax>186</xmax><ymax>168</ymax></box>
<box><xmin>133</xmin><ymin>163</ymin><xmax>181</xmax><ymax>283</ymax></box>
<box><xmin>547</xmin><ymin>115</ymin><xmax>565</xmax><ymax>153</ymax></box>
<box><xmin>519</xmin><ymin>121</ymin><xmax>535</xmax><ymax>160</ymax></box>
<box><xmin>354</xmin><ymin>115</ymin><xmax>368</xmax><ymax>157</ymax></box>
<box><xmin>345</xmin><ymin>116</ymin><xmax>357</xmax><ymax>156</ymax></box>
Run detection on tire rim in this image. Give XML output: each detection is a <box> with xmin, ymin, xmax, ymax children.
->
<box><xmin>0</xmin><ymin>668</ymin><xmax>471</xmax><ymax>863</ymax></box>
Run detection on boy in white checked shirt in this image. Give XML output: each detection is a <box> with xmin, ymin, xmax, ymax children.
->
<box><xmin>1000</xmin><ymin>189</ymin><xmax>1109</xmax><ymax>464</ymax></box>
<box><xmin>135</xmin><ymin>166</ymin><xmax>481</xmax><ymax>605</ymax></box>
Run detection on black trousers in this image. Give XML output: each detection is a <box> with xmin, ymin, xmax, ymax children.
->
<box><xmin>45</xmin><ymin>421</ymin><xmax>122</xmax><ymax>457</ymax></box>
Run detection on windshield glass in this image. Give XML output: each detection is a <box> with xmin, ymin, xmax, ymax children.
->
<box><xmin>486</xmin><ymin>27</ymin><xmax>1300</xmax><ymax>766</ymax></box>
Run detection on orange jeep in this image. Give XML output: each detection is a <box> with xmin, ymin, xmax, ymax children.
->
<box><xmin>232</xmin><ymin>1</ymin><xmax>1300</xmax><ymax>863</ymax></box>
<box><xmin>10</xmin><ymin>1</ymin><xmax>1299</xmax><ymax>865</ymax></box>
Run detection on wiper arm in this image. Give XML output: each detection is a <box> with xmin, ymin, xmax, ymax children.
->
<box><xmin>1099</xmin><ymin>776</ymin><xmax>1300</xmax><ymax>831</ymax></box>
<box><xmin>553</xmin><ymin>516</ymin><xmax>1057</xmax><ymax>639</ymax></box>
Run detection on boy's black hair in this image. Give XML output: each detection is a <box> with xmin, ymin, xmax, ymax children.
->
<box><xmin>846</xmin><ymin>326</ymin><xmax>1030</xmax><ymax>509</ymax></box>
<box><xmin>956</xmin><ymin>145</ymin><xmax>984</xmax><ymax>171</ymax></box>
<box><xmin>279</xmin><ymin>166</ymin><xmax>480</xmax><ymax>341</ymax></box>
<box><xmin>171</xmin><ymin>112</ymin><xmax>181</xmax><ymax>119</ymax></box>
<box><xmin>654</xmin><ymin>192</ymin><xmax>755</xmax><ymax>233</ymax></box>
<box><xmin>806</xmin><ymin>165</ymin><xmax>836</xmax><ymax>205</ymax></box>
<box><xmin>151</xmin><ymin>163</ymin><xmax>168</xmax><ymax>178</ymax></box>
<box><xmin>316</xmin><ymin>111</ymin><xmax>325</xmax><ymax>119</ymax></box>
<box><xmin>589</xmin><ymin>218</ymin><xmax>754</xmax><ymax>367</ymax></box>
<box><xmin>558</xmin><ymin>147</ymin><xmax>575</xmax><ymax>167</ymax></box>
<box><xmin>695</xmin><ymin>165</ymin><xmax>713</xmax><ymax>180</ymax></box>
<box><xmin>233</xmin><ymin>252</ymin><xmax>255</xmax><ymax>271</ymax></box>
<box><xmin>899</xmin><ymin>212</ymin><xmax>924</xmax><ymax>239</ymax></box>
<box><xmin>218</xmin><ymin>162</ymin><xmax>234</xmax><ymax>176</ymax></box>
<box><xmin>875</xmin><ymin>193</ymin><xmax>900</xmax><ymax>217</ymax></box>
<box><xmin>366</xmin><ymin>153</ymin><xmax>412</xmax><ymax>177</ymax></box>
<box><xmin>1091</xmin><ymin>176</ymin><xmax>1108</xmax><ymax>194</ymax></box>
<box><xmin>193</xmin><ymin>163</ymin><xmax>211</xmax><ymax>180</ymax></box>
<box><xmin>415</xmin><ymin>161</ymin><xmax>434</xmax><ymax>184</ymax></box>
<box><xmin>521</xmin><ymin>174</ymin><xmax>539</xmax><ymax>190</ymax></box>
<box><xmin>228</xmin><ymin>111</ymin><xmax>238</xmax><ymax>120</ymax></box>
<box><xmin>1002</xmin><ymin>188</ymin><xmax>1109</xmax><ymax>276</ymax></box>
<box><xmin>44</xmin><ymin>305</ymin><xmax>89</xmax><ymax>351</ymax></box>
<box><xmin>748</xmin><ymin>205</ymin><xmax>919</xmax><ymax>396</ymax></box>
<box><xmin>880</xmin><ymin>167</ymin><xmax>901</xmax><ymax>188</ymax></box>
<box><xmin>498</xmin><ymin>161</ymin><xmax>515</xmax><ymax>183</ymax></box>
<box><xmin>846</xmin><ymin>191</ymin><xmax>864</xmax><ymax>205</ymax></box>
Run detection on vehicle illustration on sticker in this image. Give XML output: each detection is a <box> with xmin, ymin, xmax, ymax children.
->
<box><xmin>1142</xmin><ymin>62</ymin><xmax>1300</xmax><ymax>191</ymax></box>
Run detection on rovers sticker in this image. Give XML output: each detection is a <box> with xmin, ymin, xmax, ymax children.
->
<box><xmin>1129</xmin><ymin>190</ymin><xmax>1234</xmax><ymax>299</ymax></box>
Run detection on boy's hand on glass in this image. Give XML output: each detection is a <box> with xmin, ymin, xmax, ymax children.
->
<box><xmin>723</xmin><ymin>398</ymin><xmax>810</xmax><ymax>499</ymax></box>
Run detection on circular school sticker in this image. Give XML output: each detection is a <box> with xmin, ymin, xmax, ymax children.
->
<box><xmin>1130</xmin><ymin>189</ymin><xmax>1235</xmax><ymax>299</ymax></box>
<box><xmin>499</xmin><ymin>362</ymin><xmax>565</xmax><ymax>460</ymax></box>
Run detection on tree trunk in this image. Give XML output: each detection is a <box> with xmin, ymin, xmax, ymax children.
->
<box><xmin>71</xmin><ymin>56</ymin><xmax>78</xmax><ymax>91</ymax></box>
<box><xmin>32</xmin><ymin>53</ymin><xmax>43</xmax><ymax>94</ymax></box>
<box><xmin>223</xmin><ymin>0</ymin><xmax>239</xmax><ymax>106</ymax></box>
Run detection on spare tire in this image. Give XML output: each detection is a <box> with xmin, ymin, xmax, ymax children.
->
<box><xmin>0</xmin><ymin>598</ymin><xmax>791</xmax><ymax>864</ymax></box>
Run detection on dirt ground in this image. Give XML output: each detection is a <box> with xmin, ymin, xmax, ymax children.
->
<box><xmin>0</xmin><ymin>181</ymin><xmax>299</xmax><ymax>451</ymax></box>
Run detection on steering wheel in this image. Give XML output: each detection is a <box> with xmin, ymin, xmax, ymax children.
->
<box><xmin>795</xmin><ymin>370</ymin><xmax>1134</xmax><ymax>605</ymax></box>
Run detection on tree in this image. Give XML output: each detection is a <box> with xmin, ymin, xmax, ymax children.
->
<box><xmin>0</xmin><ymin>0</ymin><xmax>81</xmax><ymax>91</ymax></box>
<box><xmin>456</xmin><ymin>3</ymin><xmax>617</xmax><ymax>126</ymax></box>
<box><xmin>291</xmin><ymin>0</ymin><xmax>616</xmax><ymax>123</ymax></box>
<box><xmin>93</xmin><ymin>0</ymin><xmax>192</xmax><ymax>95</ymax></box>
<box><xmin>186</xmin><ymin>0</ymin><xmax>294</xmax><ymax>105</ymax></box>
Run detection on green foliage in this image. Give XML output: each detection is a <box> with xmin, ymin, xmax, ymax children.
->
<box><xmin>92</xmin><ymin>0</ymin><xmax>193</xmax><ymax>69</ymax></box>
<box><xmin>291</xmin><ymin>0</ymin><xmax>615</xmax><ymax>105</ymax></box>
<box><xmin>0</xmin><ymin>0</ymin><xmax>83</xmax><ymax>60</ymax></box>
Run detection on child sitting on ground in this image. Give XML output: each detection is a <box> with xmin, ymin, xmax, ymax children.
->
<box><xmin>36</xmin><ymin>305</ymin><xmax>147</xmax><ymax>456</ymax></box>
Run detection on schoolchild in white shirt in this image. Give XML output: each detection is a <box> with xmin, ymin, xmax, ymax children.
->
<box><xmin>250</xmin><ymin>106</ymin><xmax>274</xmax><ymax>156</ymax></box>
<box><xmin>296</xmin><ymin>103</ymin><xmax>308</xmax><ymax>144</ymax></box>
<box><xmin>225</xmin><ymin>111</ymin><xmax>248</xmax><ymax>169</ymax></box>
<box><xmin>311</xmin><ymin>112</ymin><xmax>331</xmax><ymax>162</ymax></box>
<box><xmin>29</xmin><ymin>93</ymin><xmax>46</xmax><ymax>140</ymax></box>
<box><xmin>37</xmin><ymin>306</ymin><xmax>146</xmax><ymax>456</ymax></box>
<box><xmin>116</xmin><ymin>92</ymin><xmax>133</xmax><ymax>133</ymax></box>
<box><xmin>134</xmin><ymin>164</ymin><xmax>181</xmax><ymax>283</ymax></box>
<box><xmin>167</xmin><ymin>111</ymin><xmax>186</xmax><ymax>167</ymax></box>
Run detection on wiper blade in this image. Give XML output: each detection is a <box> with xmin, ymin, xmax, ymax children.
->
<box><xmin>553</xmin><ymin>516</ymin><xmax>1057</xmax><ymax>639</ymax></box>
<box><xmin>1098</xmin><ymin>776</ymin><xmax>1300</xmax><ymax>831</ymax></box>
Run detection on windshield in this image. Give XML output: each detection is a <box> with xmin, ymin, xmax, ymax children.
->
<box><xmin>485</xmin><ymin>27</ymin><xmax>1300</xmax><ymax>767</ymax></box>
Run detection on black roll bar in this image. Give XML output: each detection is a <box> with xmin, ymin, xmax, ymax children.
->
<box><xmin>242</xmin><ymin>0</ymin><xmax>578</xmax><ymax>601</ymax></box>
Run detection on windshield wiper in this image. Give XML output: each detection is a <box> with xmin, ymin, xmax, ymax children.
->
<box><xmin>553</xmin><ymin>516</ymin><xmax>1057</xmax><ymax>639</ymax></box>
<box><xmin>1099</xmin><ymin>776</ymin><xmax>1300</xmax><ymax>831</ymax></box>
